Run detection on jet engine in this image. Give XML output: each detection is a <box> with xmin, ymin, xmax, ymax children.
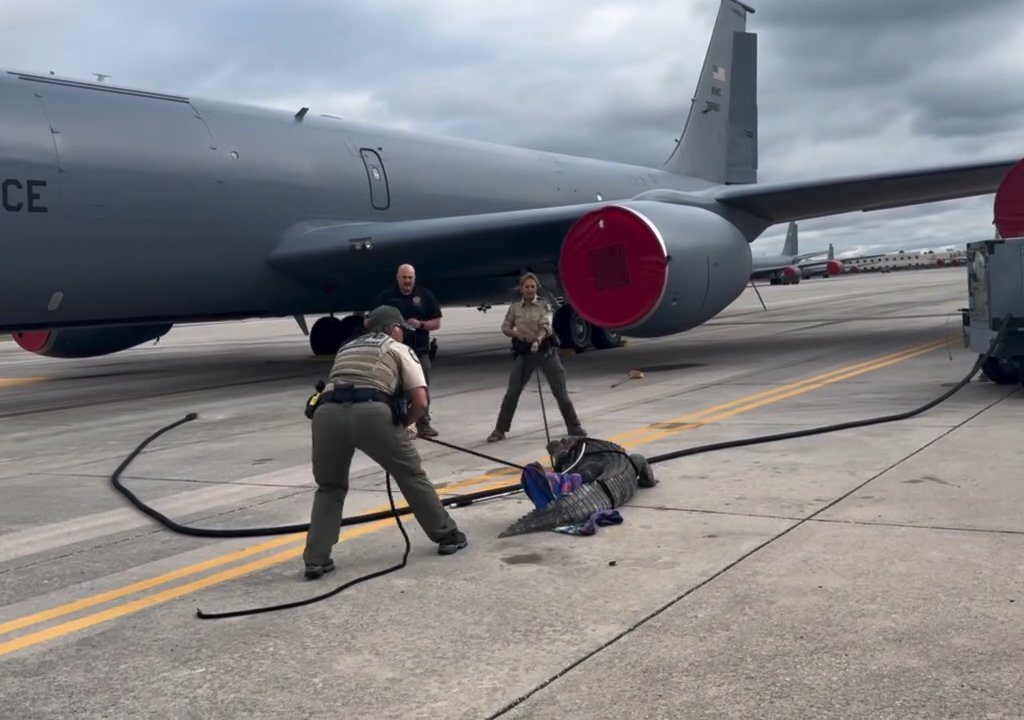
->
<box><xmin>558</xmin><ymin>202</ymin><xmax>751</xmax><ymax>338</ymax></box>
<box><xmin>12</xmin><ymin>323</ymin><xmax>172</xmax><ymax>358</ymax></box>
<box><xmin>825</xmin><ymin>259</ymin><xmax>843</xmax><ymax>276</ymax></box>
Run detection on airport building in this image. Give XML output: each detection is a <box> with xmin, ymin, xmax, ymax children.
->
<box><xmin>842</xmin><ymin>248</ymin><xmax>967</xmax><ymax>273</ymax></box>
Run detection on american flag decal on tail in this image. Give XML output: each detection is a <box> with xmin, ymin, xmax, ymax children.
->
<box><xmin>712</xmin><ymin>65</ymin><xmax>727</xmax><ymax>82</ymax></box>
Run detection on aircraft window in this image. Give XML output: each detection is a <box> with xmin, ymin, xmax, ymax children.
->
<box><xmin>359</xmin><ymin>148</ymin><xmax>390</xmax><ymax>210</ymax></box>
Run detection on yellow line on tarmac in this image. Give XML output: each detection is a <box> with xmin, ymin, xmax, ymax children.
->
<box><xmin>622</xmin><ymin>339</ymin><xmax>948</xmax><ymax>447</ymax></box>
<box><xmin>0</xmin><ymin>468</ymin><xmax>516</xmax><ymax>641</ymax></box>
<box><xmin>613</xmin><ymin>339</ymin><xmax>946</xmax><ymax>448</ymax></box>
<box><xmin>0</xmin><ymin>339</ymin><xmax>949</xmax><ymax>657</ymax></box>
<box><xmin>0</xmin><ymin>377</ymin><xmax>46</xmax><ymax>389</ymax></box>
<box><xmin>0</xmin><ymin>518</ymin><xmax>384</xmax><ymax>657</ymax></box>
<box><xmin>0</xmin><ymin>475</ymin><xmax>521</xmax><ymax>657</ymax></box>
<box><xmin>0</xmin><ymin>533</ymin><xmax>303</xmax><ymax>637</ymax></box>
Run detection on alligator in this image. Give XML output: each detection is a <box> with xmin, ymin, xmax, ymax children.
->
<box><xmin>498</xmin><ymin>436</ymin><xmax>657</xmax><ymax>537</ymax></box>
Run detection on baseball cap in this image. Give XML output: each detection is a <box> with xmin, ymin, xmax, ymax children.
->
<box><xmin>365</xmin><ymin>305</ymin><xmax>414</xmax><ymax>332</ymax></box>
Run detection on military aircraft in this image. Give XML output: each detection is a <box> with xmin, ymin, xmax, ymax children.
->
<box><xmin>750</xmin><ymin>223</ymin><xmax>840</xmax><ymax>285</ymax></box>
<box><xmin>798</xmin><ymin>244</ymin><xmax>844</xmax><ymax>279</ymax></box>
<box><xmin>0</xmin><ymin>0</ymin><xmax>1016</xmax><ymax>358</ymax></box>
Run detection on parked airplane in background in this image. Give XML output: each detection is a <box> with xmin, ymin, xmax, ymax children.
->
<box><xmin>798</xmin><ymin>243</ymin><xmax>843</xmax><ymax>280</ymax></box>
<box><xmin>0</xmin><ymin>0</ymin><xmax>1017</xmax><ymax>358</ymax></box>
<box><xmin>750</xmin><ymin>223</ymin><xmax>841</xmax><ymax>285</ymax></box>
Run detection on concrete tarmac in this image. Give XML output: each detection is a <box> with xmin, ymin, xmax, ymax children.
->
<box><xmin>1</xmin><ymin>268</ymin><xmax>1021</xmax><ymax>719</ymax></box>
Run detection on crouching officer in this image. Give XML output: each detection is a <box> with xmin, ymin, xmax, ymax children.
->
<box><xmin>488</xmin><ymin>273</ymin><xmax>586</xmax><ymax>442</ymax></box>
<box><xmin>302</xmin><ymin>305</ymin><xmax>468</xmax><ymax>579</ymax></box>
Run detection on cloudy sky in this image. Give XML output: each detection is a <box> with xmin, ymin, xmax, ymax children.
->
<box><xmin>3</xmin><ymin>0</ymin><xmax>1022</xmax><ymax>257</ymax></box>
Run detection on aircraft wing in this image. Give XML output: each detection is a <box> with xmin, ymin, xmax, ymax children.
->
<box><xmin>269</xmin><ymin>203</ymin><xmax>603</xmax><ymax>284</ymax></box>
<box><xmin>791</xmin><ymin>250</ymin><xmax>827</xmax><ymax>262</ymax></box>
<box><xmin>749</xmin><ymin>259</ymin><xmax>791</xmax><ymax>275</ymax></box>
<box><xmin>749</xmin><ymin>249</ymin><xmax>824</xmax><ymax>275</ymax></box>
<box><xmin>271</xmin><ymin>157</ymin><xmax>1018</xmax><ymax>286</ymax></box>
<box><xmin>749</xmin><ymin>266</ymin><xmax>789</xmax><ymax>280</ymax></box>
<box><xmin>712</xmin><ymin>158</ymin><xmax>1018</xmax><ymax>224</ymax></box>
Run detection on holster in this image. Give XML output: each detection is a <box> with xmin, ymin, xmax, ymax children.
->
<box><xmin>305</xmin><ymin>381</ymin><xmax>398</xmax><ymax>420</ymax></box>
<box><xmin>391</xmin><ymin>397</ymin><xmax>409</xmax><ymax>426</ymax></box>
<box><xmin>304</xmin><ymin>380</ymin><xmax>327</xmax><ymax>420</ymax></box>
<box><xmin>391</xmin><ymin>383</ymin><xmax>407</xmax><ymax>426</ymax></box>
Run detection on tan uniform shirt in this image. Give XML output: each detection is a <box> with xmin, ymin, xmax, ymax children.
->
<box><xmin>502</xmin><ymin>297</ymin><xmax>552</xmax><ymax>343</ymax></box>
<box><xmin>328</xmin><ymin>332</ymin><xmax>426</xmax><ymax>395</ymax></box>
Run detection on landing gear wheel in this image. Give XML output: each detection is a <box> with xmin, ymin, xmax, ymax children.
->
<box><xmin>337</xmin><ymin>314</ymin><xmax>366</xmax><ymax>345</ymax></box>
<box><xmin>554</xmin><ymin>305</ymin><xmax>591</xmax><ymax>352</ymax></box>
<box><xmin>980</xmin><ymin>355</ymin><xmax>1023</xmax><ymax>385</ymax></box>
<box><xmin>310</xmin><ymin>316</ymin><xmax>344</xmax><ymax>356</ymax></box>
<box><xmin>592</xmin><ymin>326</ymin><xmax>624</xmax><ymax>350</ymax></box>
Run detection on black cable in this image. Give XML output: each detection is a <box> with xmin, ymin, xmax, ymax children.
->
<box><xmin>113</xmin><ymin>319</ymin><xmax>1011</xmax><ymax>542</ymax></box>
<box><xmin>647</xmin><ymin>315</ymin><xmax>1012</xmax><ymax>465</ymax></box>
<box><xmin>110</xmin><ymin>321</ymin><xmax>1010</xmax><ymax>618</ymax></box>
<box><xmin>111</xmin><ymin>420</ymin><xmax>526</xmax><ymax>538</ymax></box>
<box><xmin>195</xmin><ymin>472</ymin><xmax>410</xmax><ymax>620</ymax></box>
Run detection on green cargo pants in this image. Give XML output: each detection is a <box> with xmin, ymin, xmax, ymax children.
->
<box><xmin>494</xmin><ymin>350</ymin><xmax>583</xmax><ymax>434</ymax></box>
<box><xmin>303</xmin><ymin>401</ymin><xmax>458</xmax><ymax>565</ymax></box>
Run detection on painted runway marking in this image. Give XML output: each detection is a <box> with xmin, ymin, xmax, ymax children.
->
<box><xmin>0</xmin><ymin>339</ymin><xmax>949</xmax><ymax>656</ymax></box>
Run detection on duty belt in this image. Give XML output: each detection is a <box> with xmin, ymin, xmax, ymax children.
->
<box><xmin>323</xmin><ymin>385</ymin><xmax>392</xmax><ymax>405</ymax></box>
<box><xmin>512</xmin><ymin>338</ymin><xmax>554</xmax><ymax>356</ymax></box>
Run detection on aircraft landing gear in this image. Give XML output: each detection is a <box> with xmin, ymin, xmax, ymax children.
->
<box><xmin>980</xmin><ymin>355</ymin><xmax>1023</xmax><ymax>385</ymax></box>
<box><xmin>554</xmin><ymin>305</ymin><xmax>591</xmax><ymax>352</ymax></box>
<box><xmin>592</xmin><ymin>326</ymin><xmax>624</xmax><ymax>350</ymax></box>
<box><xmin>309</xmin><ymin>314</ymin><xmax>365</xmax><ymax>356</ymax></box>
<box><xmin>553</xmin><ymin>305</ymin><xmax>624</xmax><ymax>352</ymax></box>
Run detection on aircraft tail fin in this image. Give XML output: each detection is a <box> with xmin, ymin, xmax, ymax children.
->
<box><xmin>828</xmin><ymin>243</ymin><xmax>835</xmax><ymax>260</ymax></box>
<box><xmin>781</xmin><ymin>222</ymin><xmax>798</xmax><ymax>257</ymax></box>
<box><xmin>664</xmin><ymin>0</ymin><xmax>757</xmax><ymax>184</ymax></box>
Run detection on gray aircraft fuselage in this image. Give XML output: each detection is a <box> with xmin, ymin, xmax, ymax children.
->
<box><xmin>4</xmin><ymin>0</ymin><xmax>1011</xmax><ymax>355</ymax></box>
<box><xmin>0</xmin><ymin>71</ymin><xmax>729</xmax><ymax>333</ymax></box>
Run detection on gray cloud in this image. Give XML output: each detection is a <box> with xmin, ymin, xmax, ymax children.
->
<box><xmin>2</xmin><ymin>0</ymin><xmax>1021</xmax><ymax>258</ymax></box>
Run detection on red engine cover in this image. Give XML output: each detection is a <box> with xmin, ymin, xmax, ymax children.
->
<box><xmin>825</xmin><ymin>259</ymin><xmax>843</xmax><ymax>276</ymax></box>
<box><xmin>782</xmin><ymin>265</ymin><xmax>799</xmax><ymax>278</ymax></box>
<box><xmin>994</xmin><ymin>157</ymin><xmax>1024</xmax><ymax>239</ymax></box>
<box><xmin>559</xmin><ymin>206</ymin><xmax>669</xmax><ymax>329</ymax></box>
<box><xmin>12</xmin><ymin>330</ymin><xmax>51</xmax><ymax>353</ymax></box>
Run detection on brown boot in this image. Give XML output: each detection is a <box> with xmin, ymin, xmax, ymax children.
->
<box><xmin>417</xmin><ymin>423</ymin><xmax>439</xmax><ymax>438</ymax></box>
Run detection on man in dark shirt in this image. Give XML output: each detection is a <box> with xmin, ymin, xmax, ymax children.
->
<box><xmin>373</xmin><ymin>263</ymin><xmax>442</xmax><ymax>437</ymax></box>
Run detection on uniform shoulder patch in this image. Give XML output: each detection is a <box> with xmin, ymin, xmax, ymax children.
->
<box><xmin>405</xmin><ymin>346</ymin><xmax>422</xmax><ymax>366</ymax></box>
<box><xmin>386</xmin><ymin>337</ymin><xmax>421</xmax><ymax>366</ymax></box>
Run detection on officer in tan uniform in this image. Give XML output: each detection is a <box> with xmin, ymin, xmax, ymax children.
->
<box><xmin>302</xmin><ymin>305</ymin><xmax>468</xmax><ymax>579</ymax></box>
<box><xmin>487</xmin><ymin>273</ymin><xmax>586</xmax><ymax>442</ymax></box>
